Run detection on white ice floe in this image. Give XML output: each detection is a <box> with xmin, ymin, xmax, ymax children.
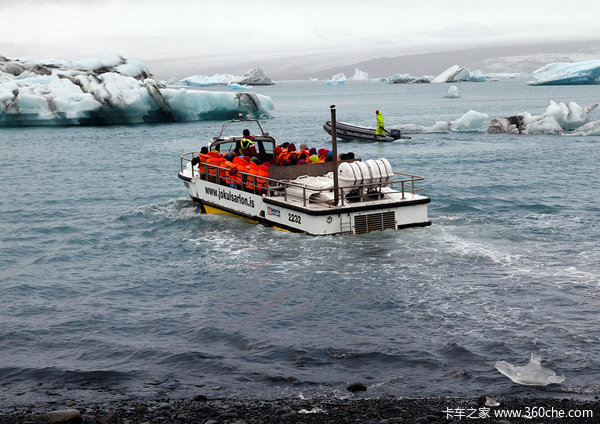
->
<box><xmin>495</xmin><ymin>352</ymin><xmax>565</xmax><ymax>386</ymax></box>
<box><xmin>431</xmin><ymin>65</ymin><xmax>486</xmax><ymax>83</ymax></box>
<box><xmin>487</xmin><ymin>101</ymin><xmax>598</xmax><ymax>134</ymax></box>
<box><xmin>451</xmin><ymin>110</ymin><xmax>489</xmax><ymax>131</ymax></box>
<box><xmin>569</xmin><ymin>120</ymin><xmax>600</xmax><ymax>136</ymax></box>
<box><xmin>444</xmin><ymin>85</ymin><xmax>461</xmax><ymax>98</ymax></box>
<box><xmin>227</xmin><ymin>82</ymin><xmax>252</xmax><ymax>90</ymax></box>
<box><xmin>529</xmin><ymin>60</ymin><xmax>600</xmax><ymax>85</ymax></box>
<box><xmin>397</xmin><ymin>111</ymin><xmax>487</xmax><ymax>133</ymax></box>
<box><xmin>397</xmin><ymin>121</ymin><xmax>451</xmax><ymax>134</ymax></box>
<box><xmin>0</xmin><ymin>55</ymin><xmax>274</xmax><ymax>126</ymax></box>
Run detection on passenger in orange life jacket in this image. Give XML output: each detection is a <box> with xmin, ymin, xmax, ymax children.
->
<box><xmin>297</xmin><ymin>151</ymin><xmax>309</xmax><ymax>165</ymax></box>
<box><xmin>283</xmin><ymin>143</ymin><xmax>298</xmax><ymax>166</ymax></box>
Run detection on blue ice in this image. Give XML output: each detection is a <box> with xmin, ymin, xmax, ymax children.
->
<box><xmin>0</xmin><ymin>56</ymin><xmax>274</xmax><ymax>126</ymax></box>
<box><xmin>529</xmin><ymin>60</ymin><xmax>600</xmax><ymax>85</ymax></box>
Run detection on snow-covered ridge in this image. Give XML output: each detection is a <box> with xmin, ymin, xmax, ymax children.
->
<box><xmin>0</xmin><ymin>55</ymin><xmax>274</xmax><ymax>126</ymax></box>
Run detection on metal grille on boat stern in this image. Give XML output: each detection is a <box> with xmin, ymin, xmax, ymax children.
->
<box><xmin>353</xmin><ymin>211</ymin><xmax>396</xmax><ymax>234</ymax></box>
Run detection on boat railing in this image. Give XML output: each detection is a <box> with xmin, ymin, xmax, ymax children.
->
<box><xmin>180</xmin><ymin>152</ymin><xmax>425</xmax><ymax>207</ymax></box>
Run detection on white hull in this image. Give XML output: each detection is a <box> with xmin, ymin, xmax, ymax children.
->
<box><xmin>179</xmin><ymin>171</ymin><xmax>430</xmax><ymax>235</ymax></box>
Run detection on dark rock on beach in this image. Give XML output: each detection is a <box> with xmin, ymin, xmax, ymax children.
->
<box><xmin>347</xmin><ymin>382</ymin><xmax>368</xmax><ymax>392</ymax></box>
<box><xmin>0</xmin><ymin>396</ymin><xmax>599</xmax><ymax>424</ymax></box>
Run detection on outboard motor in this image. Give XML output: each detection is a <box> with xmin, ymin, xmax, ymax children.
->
<box><xmin>389</xmin><ymin>128</ymin><xmax>402</xmax><ymax>140</ymax></box>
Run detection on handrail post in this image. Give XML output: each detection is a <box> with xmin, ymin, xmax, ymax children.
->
<box><xmin>331</xmin><ymin>105</ymin><xmax>340</xmax><ymax>206</ymax></box>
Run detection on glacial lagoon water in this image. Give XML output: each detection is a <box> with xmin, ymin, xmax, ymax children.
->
<box><xmin>1</xmin><ymin>79</ymin><xmax>599</xmax><ymax>406</ymax></box>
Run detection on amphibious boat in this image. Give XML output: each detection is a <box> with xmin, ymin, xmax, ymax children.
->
<box><xmin>323</xmin><ymin>120</ymin><xmax>410</xmax><ymax>142</ymax></box>
<box><xmin>178</xmin><ymin>106</ymin><xmax>430</xmax><ymax>235</ymax></box>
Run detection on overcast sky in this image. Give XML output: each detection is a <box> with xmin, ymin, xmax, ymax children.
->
<box><xmin>2</xmin><ymin>0</ymin><xmax>600</xmax><ymax>78</ymax></box>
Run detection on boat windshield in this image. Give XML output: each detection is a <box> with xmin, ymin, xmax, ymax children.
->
<box><xmin>210</xmin><ymin>136</ymin><xmax>276</xmax><ymax>163</ymax></box>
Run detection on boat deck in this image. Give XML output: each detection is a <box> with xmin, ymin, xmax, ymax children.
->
<box><xmin>179</xmin><ymin>155</ymin><xmax>428</xmax><ymax>213</ymax></box>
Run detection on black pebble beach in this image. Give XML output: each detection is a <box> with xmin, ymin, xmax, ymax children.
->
<box><xmin>1</xmin><ymin>396</ymin><xmax>599</xmax><ymax>424</ymax></box>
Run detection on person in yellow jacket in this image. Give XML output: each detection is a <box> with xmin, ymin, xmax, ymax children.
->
<box><xmin>375</xmin><ymin>110</ymin><xmax>385</xmax><ymax>136</ymax></box>
<box><xmin>238</xmin><ymin>128</ymin><xmax>256</xmax><ymax>156</ymax></box>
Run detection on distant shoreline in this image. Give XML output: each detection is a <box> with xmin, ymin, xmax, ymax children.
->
<box><xmin>144</xmin><ymin>39</ymin><xmax>600</xmax><ymax>81</ymax></box>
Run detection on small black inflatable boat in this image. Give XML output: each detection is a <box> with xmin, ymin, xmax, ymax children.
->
<box><xmin>323</xmin><ymin>121</ymin><xmax>410</xmax><ymax>142</ymax></box>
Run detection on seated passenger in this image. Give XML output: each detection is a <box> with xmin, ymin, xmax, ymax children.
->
<box><xmin>284</xmin><ymin>152</ymin><xmax>299</xmax><ymax>166</ymax></box>
<box><xmin>297</xmin><ymin>151</ymin><xmax>309</xmax><ymax>164</ymax></box>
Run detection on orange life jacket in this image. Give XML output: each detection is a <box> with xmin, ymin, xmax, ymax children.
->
<box><xmin>231</xmin><ymin>156</ymin><xmax>249</xmax><ymax>188</ymax></box>
<box><xmin>197</xmin><ymin>153</ymin><xmax>210</xmax><ymax>176</ymax></box>
<box><xmin>275</xmin><ymin>149</ymin><xmax>287</xmax><ymax>166</ymax></box>
<box><xmin>245</xmin><ymin>161</ymin><xmax>259</xmax><ymax>191</ymax></box>
<box><xmin>256</xmin><ymin>164</ymin><xmax>269</xmax><ymax>193</ymax></box>
<box><xmin>206</xmin><ymin>156</ymin><xmax>225</xmax><ymax>181</ymax></box>
<box><xmin>222</xmin><ymin>160</ymin><xmax>236</xmax><ymax>184</ymax></box>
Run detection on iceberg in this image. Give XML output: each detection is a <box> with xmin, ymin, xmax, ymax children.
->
<box><xmin>235</xmin><ymin>67</ymin><xmax>275</xmax><ymax>86</ymax></box>
<box><xmin>0</xmin><ymin>55</ymin><xmax>274</xmax><ymax>126</ymax></box>
<box><xmin>326</xmin><ymin>73</ymin><xmax>346</xmax><ymax>85</ymax></box>
<box><xmin>487</xmin><ymin>101</ymin><xmax>598</xmax><ymax>134</ymax></box>
<box><xmin>495</xmin><ymin>352</ymin><xmax>565</xmax><ymax>386</ymax></box>
<box><xmin>349</xmin><ymin>68</ymin><xmax>369</xmax><ymax>81</ymax></box>
<box><xmin>389</xmin><ymin>73</ymin><xmax>416</xmax><ymax>84</ymax></box>
<box><xmin>178</xmin><ymin>67</ymin><xmax>274</xmax><ymax>87</ymax></box>
<box><xmin>388</xmin><ymin>73</ymin><xmax>434</xmax><ymax>84</ymax></box>
<box><xmin>444</xmin><ymin>85</ymin><xmax>460</xmax><ymax>99</ymax></box>
<box><xmin>432</xmin><ymin>65</ymin><xmax>486</xmax><ymax>83</ymax></box>
<box><xmin>529</xmin><ymin>60</ymin><xmax>600</xmax><ymax>85</ymax></box>
<box><xmin>179</xmin><ymin>73</ymin><xmax>239</xmax><ymax>87</ymax></box>
<box><xmin>468</xmin><ymin>69</ymin><xmax>487</xmax><ymax>82</ymax></box>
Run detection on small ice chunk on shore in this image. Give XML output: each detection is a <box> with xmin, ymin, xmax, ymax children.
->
<box><xmin>495</xmin><ymin>352</ymin><xmax>565</xmax><ymax>386</ymax></box>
